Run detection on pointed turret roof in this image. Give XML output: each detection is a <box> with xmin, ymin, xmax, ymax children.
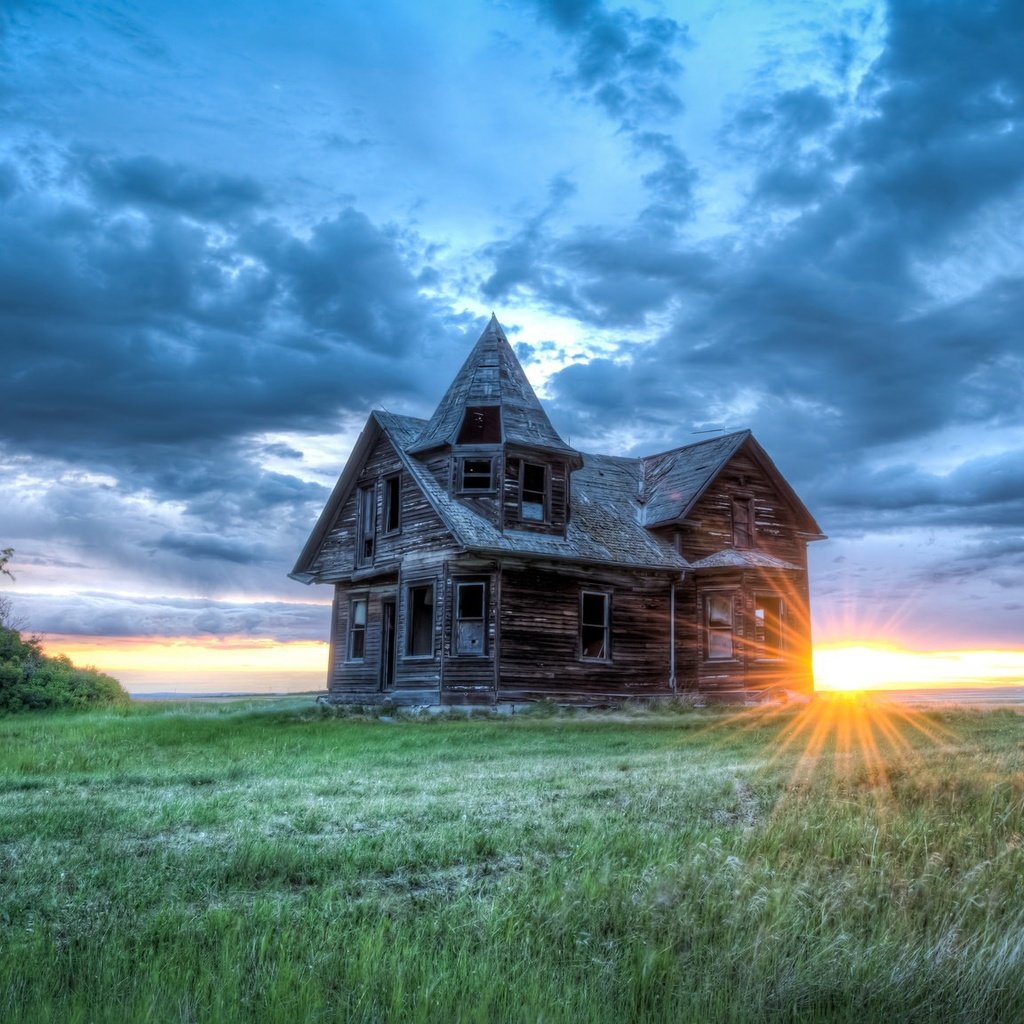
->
<box><xmin>408</xmin><ymin>315</ymin><xmax>581</xmax><ymax>462</ymax></box>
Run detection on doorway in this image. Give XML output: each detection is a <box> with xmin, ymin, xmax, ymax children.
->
<box><xmin>380</xmin><ymin>599</ymin><xmax>396</xmax><ymax>691</ymax></box>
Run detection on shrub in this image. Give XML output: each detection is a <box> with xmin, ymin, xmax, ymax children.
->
<box><xmin>0</xmin><ymin>625</ymin><xmax>129</xmax><ymax>714</ymax></box>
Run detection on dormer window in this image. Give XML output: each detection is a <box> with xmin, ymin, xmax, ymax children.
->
<box><xmin>457</xmin><ymin>406</ymin><xmax>502</xmax><ymax>445</ymax></box>
<box><xmin>520</xmin><ymin>463</ymin><xmax>547</xmax><ymax>522</ymax></box>
<box><xmin>460</xmin><ymin>457</ymin><xmax>494</xmax><ymax>491</ymax></box>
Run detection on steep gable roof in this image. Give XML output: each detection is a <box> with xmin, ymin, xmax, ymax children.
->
<box><xmin>291</xmin><ymin>410</ymin><xmax>686</xmax><ymax>581</ymax></box>
<box><xmin>641</xmin><ymin>430</ymin><xmax>825</xmax><ymax>537</ymax></box>
<box><xmin>408</xmin><ymin>315</ymin><xmax>581</xmax><ymax>463</ymax></box>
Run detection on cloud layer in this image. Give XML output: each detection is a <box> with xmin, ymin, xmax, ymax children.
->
<box><xmin>1</xmin><ymin>0</ymin><xmax>1022</xmax><ymax>653</ymax></box>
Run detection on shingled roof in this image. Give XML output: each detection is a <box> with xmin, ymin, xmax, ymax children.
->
<box><xmin>408</xmin><ymin>315</ymin><xmax>581</xmax><ymax>463</ymax></box>
<box><xmin>640</xmin><ymin>432</ymin><xmax>751</xmax><ymax>528</ymax></box>
<box><xmin>292</xmin><ymin>316</ymin><xmax>823</xmax><ymax>582</ymax></box>
<box><xmin>382</xmin><ymin>412</ymin><xmax>685</xmax><ymax>571</ymax></box>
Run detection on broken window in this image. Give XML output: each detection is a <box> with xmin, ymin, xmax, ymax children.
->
<box><xmin>356</xmin><ymin>485</ymin><xmax>375</xmax><ymax>566</ymax></box>
<box><xmin>348</xmin><ymin>598</ymin><xmax>367</xmax><ymax>661</ymax></box>
<box><xmin>460</xmin><ymin>458</ymin><xmax>493</xmax><ymax>491</ymax></box>
<box><xmin>754</xmin><ymin>594</ymin><xmax>784</xmax><ymax>659</ymax></box>
<box><xmin>705</xmin><ymin>593</ymin><xmax>734</xmax><ymax>660</ymax></box>
<box><xmin>455</xmin><ymin>581</ymin><xmax>486</xmax><ymax>656</ymax></box>
<box><xmin>383</xmin><ymin>474</ymin><xmax>401</xmax><ymax>533</ymax></box>
<box><xmin>580</xmin><ymin>591</ymin><xmax>610</xmax><ymax>660</ymax></box>
<box><xmin>406</xmin><ymin>583</ymin><xmax>434</xmax><ymax>657</ymax></box>
<box><xmin>732</xmin><ymin>498</ymin><xmax>754</xmax><ymax>549</ymax></box>
<box><xmin>456</xmin><ymin>406</ymin><xmax>502</xmax><ymax>445</ymax></box>
<box><xmin>521</xmin><ymin>462</ymin><xmax>547</xmax><ymax>522</ymax></box>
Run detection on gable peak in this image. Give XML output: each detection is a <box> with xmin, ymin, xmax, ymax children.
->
<box><xmin>409</xmin><ymin>316</ymin><xmax>580</xmax><ymax>460</ymax></box>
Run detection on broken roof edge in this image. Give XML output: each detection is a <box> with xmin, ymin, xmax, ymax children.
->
<box><xmin>689</xmin><ymin>548</ymin><xmax>802</xmax><ymax>571</ymax></box>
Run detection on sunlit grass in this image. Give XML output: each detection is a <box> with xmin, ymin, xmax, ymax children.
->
<box><xmin>2</xmin><ymin>698</ymin><xmax>1024</xmax><ymax>1022</ymax></box>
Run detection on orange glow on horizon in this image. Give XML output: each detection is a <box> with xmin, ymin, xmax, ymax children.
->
<box><xmin>34</xmin><ymin>634</ymin><xmax>1024</xmax><ymax>695</ymax></box>
<box><xmin>813</xmin><ymin>642</ymin><xmax>1024</xmax><ymax>692</ymax></box>
<box><xmin>39</xmin><ymin>634</ymin><xmax>329</xmax><ymax>694</ymax></box>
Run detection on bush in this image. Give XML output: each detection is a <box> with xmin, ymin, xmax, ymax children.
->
<box><xmin>0</xmin><ymin>625</ymin><xmax>129</xmax><ymax>714</ymax></box>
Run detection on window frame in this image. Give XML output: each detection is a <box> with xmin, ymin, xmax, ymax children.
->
<box><xmin>456</xmin><ymin>406</ymin><xmax>502</xmax><ymax>445</ymax></box>
<box><xmin>404</xmin><ymin>581</ymin><xmax>436</xmax><ymax>659</ymax></box>
<box><xmin>457</xmin><ymin>456</ymin><xmax>495</xmax><ymax>494</ymax></box>
<box><xmin>454</xmin><ymin>580</ymin><xmax>488</xmax><ymax>657</ymax></box>
<box><xmin>579</xmin><ymin>589</ymin><xmax>611</xmax><ymax>663</ymax></box>
<box><xmin>383</xmin><ymin>473</ymin><xmax>402</xmax><ymax>535</ymax></box>
<box><xmin>731</xmin><ymin>497</ymin><xmax>755</xmax><ymax>550</ymax></box>
<box><xmin>355</xmin><ymin>483</ymin><xmax>376</xmax><ymax>566</ymax></box>
<box><xmin>347</xmin><ymin>595</ymin><xmax>368</xmax><ymax>663</ymax></box>
<box><xmin>753</xmin><ymin>592</ymin><xmax>785</xmax><ymax>661</ymax></box>
<box><xmin>704</xmin><ymin>591</ymin><xmax>737</xmax><ymax>662</ymax></box>
<box><xmin>519</xmin><ymin>461</ymin><xmax>548</xmax><ymax>523</ymax></box>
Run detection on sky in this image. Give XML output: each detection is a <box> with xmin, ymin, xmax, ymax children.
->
<box><xmin>1</xmin><ymin>0</ymin><xmax>1022</xmax><ymax>693</ymax></box>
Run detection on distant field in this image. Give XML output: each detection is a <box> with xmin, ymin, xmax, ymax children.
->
<box><xmin>2</xmin><ymin>698</ymin><xmax>1024</xmax><ymax>1023</ymax></box>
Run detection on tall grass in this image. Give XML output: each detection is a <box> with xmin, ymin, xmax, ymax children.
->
<box><xmin>2</xmin><ymin>698</ymin><xmax>1023</xmax><ymax>1022</ymax></box>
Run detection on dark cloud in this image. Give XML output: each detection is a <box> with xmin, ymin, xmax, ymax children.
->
<box><xmin>0</xmin><ymin>146</ymin><xmax>466</xmax><ymax>467</ymax></box>
<box><xmin>155</xmin><ymin>532</ymin><xmax>269</xmax><ymax>566</ymax></box>
<box><xmin>541</xmin><ymin>0</ymin><xmax>1024</xmax><ymax>471</ymax></box>
<box><xmin>1</xmin><ymin>0</ymin><xmax>1022</xmax><ymax>657</ymax></box>
<box><xmin>533</xmin><ymin>0</ymin><xmax>688</xmax><ymax>126</ymax></box>
<box><xmin>82</xmin><ymin>153</ymin><xmax>265</xmax><ymax>220</ymax></box>
<box><xmin>10</xmin><ymin>591</ymin><xmax>330</xmax><ymax>643</ymax></box>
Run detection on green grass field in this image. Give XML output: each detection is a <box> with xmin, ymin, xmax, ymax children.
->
<box><xmin>2</xmin><ymin>697</ymin><xmax>1024</xmax><ymax>1023</ymax></box>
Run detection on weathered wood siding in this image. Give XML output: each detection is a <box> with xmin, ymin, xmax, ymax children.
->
<box><xmin>328</xmin><ymin>579</ymin><xmax>393</xmax><ymax>696</ymax></box>
<box><xmin>439</xmin><ymin>559</ymin><xmax>499</xmax><ymax>704</ymax></box>
<box><xmin>329</xmin><ymin>563</ymin><xmax>449</xmax><ymax>700</ymax></box>
<box><xmin>674</xmin><ymin>449</ymin><xmax>810</xmax><ymax>569</ymax></box>
<box><xmin>312</xmin><ymin>433</ymin><xmax>458</xmax><ymax>582</ymax></box>
<box><xmin>657</xmin><ymin>447</ymin><xmax>815</xmax><ymax>696</ymax></box>
<box><xmin>675</xmin><ymin>568</ymin><xmax>813</xmax><ymax>696</ymax></box>
<box><xmin>498</xmin><ymin>564</ymin><xmax>674</xmax><ymax>701</ymax></box>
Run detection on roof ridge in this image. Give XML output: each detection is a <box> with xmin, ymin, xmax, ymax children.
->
<box><xmin>642</xmin><ymin>428</ymin><xmax>750</xmax><ymax>463</ymax></box>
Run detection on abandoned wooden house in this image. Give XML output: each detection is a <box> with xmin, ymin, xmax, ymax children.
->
<box><xmin>291</xmin><ymin>316</ymin><xmax>825</xmax><ymax>704</ymax></box>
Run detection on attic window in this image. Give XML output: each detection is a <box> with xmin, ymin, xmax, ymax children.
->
<box><xmin>355</xmin><ymin>485</ymin><xmax>375</xmax><ymax>566</ymax></box>
<box><xmin>383</xmin><ymin>474</ymin><xmax>401</xmax><ymax>533</ymax></box>
<box><xmin>457</xmin><ymin>406</ymin><xmax>501</xmax><ymax>445</ymax></box>
<box><xmin>460</xmin><ymin>458</ymin><xmax>494</xmax><ymax>491</ymax></box>
<box><xmin>732</xmin><ymin>498</ymin><xmax>754</xmax><ymax>549</ymax></box>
